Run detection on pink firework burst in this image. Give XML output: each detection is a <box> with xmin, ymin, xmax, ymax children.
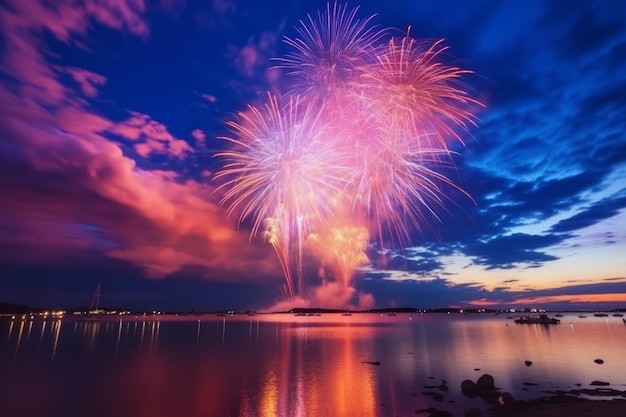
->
<box><xmin>353</xmin><ymin>32</ymin><xmax>481</xmax><ymax>152</ymax></box>
<box><xmin>341</xmin><ymin>31</ymin><xmax>480</xmax><ymax>245</ymax></box>
<box><xmin>215</xmin><ymin>93</ymin><xmax>351</xmax><ymax>297</ymax></box>
<box><xmin>276</xmin><ymin>2</ymin><xmax>383</xmax><ymax>106</ymax></box>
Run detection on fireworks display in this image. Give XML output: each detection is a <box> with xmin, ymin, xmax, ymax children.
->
<box><xmin>215</xmin><ymin>3</ymin><xmax>480</xmax><ymax>304</ymax></box>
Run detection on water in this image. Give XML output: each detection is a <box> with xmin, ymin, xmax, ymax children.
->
<box><xmin>1</xmin><ymin>312</ymin><xmax>625</xmax><ymax>417</ymax></box>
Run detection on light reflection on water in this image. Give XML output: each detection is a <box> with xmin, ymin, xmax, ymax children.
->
<box><xmin>1</xmin><ymin>313</ymin><xmax>625</xmax><ymax>417</ymax></box>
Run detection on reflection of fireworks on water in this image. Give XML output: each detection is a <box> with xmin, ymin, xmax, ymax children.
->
<box><xmin>216</xmin><ymin>3</ymin><xmax>481</xmax><ymax>304</ymax></box>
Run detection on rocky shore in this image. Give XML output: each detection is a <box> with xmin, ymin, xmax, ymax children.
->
<box><xmin>415</xmin><ymin>372</ymin><xmax>626</xmax><ymax>417</ymax></box>
<box><xmin>488</xmin><ymin>395</ymin><xmax>626</xmax><ymax>417</ymax></box>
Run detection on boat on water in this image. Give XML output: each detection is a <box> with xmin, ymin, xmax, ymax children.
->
<box><xmin>593</xmin><ymin>304</ymin><xmax>609</xmax><ymax>317</ymax></box>
<box><xmin>77</xmin><ymin>283</ymin><xmax>102</xmax><ymax>321</ymax></box>
<box><xmin>514</xmin><ymin>314</ymin><xmax>560</xmax><ymax>325</ymax></box>
<box><xmin>612</xmin><ymin>313</ymin><xmax>624</xmax><ymax>317</ymax></box>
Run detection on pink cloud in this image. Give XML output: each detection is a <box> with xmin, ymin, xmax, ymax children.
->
<box><xmin>258</xmin><ymin>31</ymin><xmax>277</xmax><ymax>51</ymax></box>
<box><xmin>1</xmin><ymin>0</ymin><xmax>148</xmax><ymax>44</ymax></box>
<box><xmin>141</xmin><ymin>116</ymin><xmax>175</xmax><ymax>141</ymax></box>
<box><xmin>167</xmin><ymin>138</ymin><xmax>192</xmax><ymax>156</ymax></box>
<box><xmin>108</xmin><ymin>111</ymin><xmax>193</xmax><ymax>158</ymax></box>
<box><xmin>135</xmin><ymin>141</ymin><xmax>164</xmax><ymax>157</ymax></box>
<box><xmin>0</xmin><ymin>0</ymin><xmax>280</xmax><ymax>283</ymax></box>
<box><xmin>236</xmin><ymin>45</ymin><xmax>260</xmax><ymax>78</ymax></box>
<box><xmin>265</xmin><ymin>67</ymin><xmax>282</xmax><ymax>92</ymax></box>
<box><xmin>108</xmin><ymin>246</ymin><xmax>205</xmax><ymax>279</ymax></box>
<box><xmin>191</xmin><ymin>129</ymin><xmax>206</xmax><ymax>142</ymax></box>
<box><xmin>56</xmin><ymin>106</ymin><xmax>112</xmax><ymax>134</ymax></box>
<box><xmin>0</xmin><ymin>23</ymin><xmax>66</xmax><ymax>104</ymax></box>
<box><xmin>233</xmin><ymin>32</ymin><xmax>278</xmax><ymax>79</ymax></box>
<box><xmin>84</xmin><ymin>0</ymin><xmax>149</xmax><ymax>38</ymax></box>
<box><xmin>64</xmin><ymin>68</ymin><xmax>108</xmax><ymax>97</ymax></box>
<box><xmin>201</xmin><ymin>93</ymin><xmax>217</xmax><ymax>103</ymax></box>
<box><xmin>0</xmin><ymin>0</ymin><xmax>147</xmax><ymax>107</ymax></box>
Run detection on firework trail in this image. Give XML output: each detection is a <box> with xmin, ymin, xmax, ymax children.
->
<box><xmin>215</xmin><ymin>3</ymin><xmax>480</xmax><ymax>302</ymax></box>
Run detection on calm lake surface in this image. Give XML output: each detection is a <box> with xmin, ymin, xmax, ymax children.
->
<box><xmin>1</xmin><ymin>312</ymin><xmax>626</xmax><ymax>417</ymax></box>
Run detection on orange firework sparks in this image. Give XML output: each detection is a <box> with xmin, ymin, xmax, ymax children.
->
<box><xmin>309</xmin><ymin>225</ymin><xmax>370</xmax><ymax>288</ymax></box>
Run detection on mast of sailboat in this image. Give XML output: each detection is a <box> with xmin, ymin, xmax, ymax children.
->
<box><xmin>89</xmin><ymin>282</ymin><xmax>101</xmax><ymax>313</ymax></box>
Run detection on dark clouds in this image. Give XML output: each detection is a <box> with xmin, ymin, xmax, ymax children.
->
<box><xmin>551</xmin><ymin>195</ymin><xmax>626</xmax><ymax>234</ymax></box>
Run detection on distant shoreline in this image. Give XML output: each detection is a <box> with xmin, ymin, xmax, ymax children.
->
<box><xmin>2</xmin><ymin>301</ymin><xmax>625</xmax><ymax>316</ymax></box>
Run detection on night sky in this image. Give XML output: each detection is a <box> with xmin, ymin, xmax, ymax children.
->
<box><xmin>1</xmin><ymin>0</ymin><xmax>625</xmax><ymax>312</ymax></box>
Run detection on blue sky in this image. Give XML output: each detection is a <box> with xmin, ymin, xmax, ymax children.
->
<box><xmin>1</xmin><ymin>0</ymin><xmax>625</xmax><ymax>311</ymax></box>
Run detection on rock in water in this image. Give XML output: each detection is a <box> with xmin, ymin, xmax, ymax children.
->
<box><xmin>477</xmin><ymin>374</ymin><xmax>495</xmax><ymax>390</ymax></box>
<box><xmin>461</xmin><ymin>379</ymin><xmax>478</xmax><ymax>396</ymax></box>
<box><xmin>499</xmin><ymin>392</ymin><xmax>516</xmax><ymax>405</ymax></box>
<box><xmin>479</xmin><ymin>389</ymin><xmax>500</xmax><ymax>404</ymax></box>
<box><xmin>590</xmin><ymin>380</ymin><xmax>610</xmax><ymax>386</ymax></box>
